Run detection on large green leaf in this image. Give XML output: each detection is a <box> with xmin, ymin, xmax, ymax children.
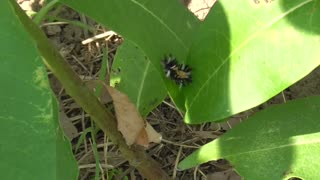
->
<box><xmin>0</xmin><ymin>1</ymin><xmax>78</xmax><ymax>179</ymax></box>
<box><xmin>179</xmin><ymin>96</ymin><xmax>320</xmax><ymax>179</ymax></box>
<box><xmin>110</xmin><ymin>41</ymin><xmax>166</xmax><ymax>117</ymax></box>
<box><xmin>184</xmin><ymin>0</ymin><xmax>320</xmax><ymax>123</ymax></box>
<box><xmin>59</xmin><ymin>0</ymin><xmax>200</xmax><ymax>109</ymax></box>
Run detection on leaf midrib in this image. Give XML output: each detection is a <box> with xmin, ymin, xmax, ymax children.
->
<box><xmin>131</xmin><ymin>0</ymin><xmax>188</xmax><ymax>50</ymax></box>
<box><xmin>187</xmin><ymin>0</ymin><xmax>313</xmax><ymax>109</ymax></box>
<box><xmin>136</xmin><ymin>61</ymin><xmax>151</xmax><ymax>109</ymax></box>
<box><xmin>222</xmin><ymin>136</ymin><xmax>320</xmax><ymax>158</ymax></box>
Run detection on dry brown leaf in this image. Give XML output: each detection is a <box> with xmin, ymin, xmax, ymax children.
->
<box><xmin>59</xmin><ymin>111</ymin><xmax>78</xmax><ymax>140</ymax></box>
<box><xmin>136</xmin><ymin>122</ymin><xmax>162</xmax><ymax>147</ymax></box>
<box><xmin>106</xmin><ymin>86</ymin><xmax>144</xmax><ymax>145</ymax></box>
<box><xmin>135</xmin><ymin>128</ymin><xmax>149</xmax><ymax>147</ymax></box>
<box><xmin>85</xmin><ymin>81</ymin><xmax>112</xmax><ymax>104</ymax></box>
<box><xmin>144</xmin><ymin>122</ymin><xmax>162</xmax><ymax>144</ymax></box>
<box><xmin>105</xmin><ymin>86</ymin><xmax>161</xmax><ymax>146</ymax></box>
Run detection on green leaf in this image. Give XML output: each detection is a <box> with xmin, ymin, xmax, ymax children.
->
<box><xmin>184</xmin><ymin>0</ymin><xmax>320</xmax><ymax>123</ymax></box>
<box><xmin>179</xmin><ymin>96</ymin><xmax>320</xmax><ymax>179</ymax></box>
<box><xmin>111</xmin><ymin>41</ymin><xmax>167</xmax><ymax>117</ymax></box>
<box><xmin>59</xmin><ymin>0</ymin><xmax>200</xmax><ymax>109</ymax></box>
<box><xmin>95</xmin><ymin>47</ymin><xmax>109</xmax><ymax>96</ymax></box>
<box><xmin>0</xmin><ymin>1</ymin><xmax>78</xmax><ymax>179</ymax></box>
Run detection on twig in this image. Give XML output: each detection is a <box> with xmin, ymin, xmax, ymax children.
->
<box><xmin>172</xmin><ymin>146</ymin><xmax>183</xmax><ymax>178</ymax></box>
<box><xmin>281</xmin><ymin>91</ymin><xmax>287</xmax><ymax>103</ymax></box>
<box><xmin>13</xmin><ymin>3</ymin><xmax>170</xmax><ymax>178</ymax></box>
<box><xmin>193</xmin><ymin>166</ymin><xmax>198</xmax><ymax>180</ymax></box>
<box><xmin>82</xmin><ymin>31</ymin><xmax>116</xmax><ymax>45</ymax></box>
<box><xmin>162</xmin><ymin>139</ymin><xmax>199</xmax><ymax>149</ymax></box>
<box><xmin>79</xmin><ymin>164</ymin><xmax>113</xmax><ymax>169</ymax></box>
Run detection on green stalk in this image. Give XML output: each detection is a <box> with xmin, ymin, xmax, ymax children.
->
<box><xmin>33</xmin><ymin>0</ymin><xmax>60</xmax><ymax>25</ymax></box>
<box><xmin>45</xmin><ymin>16</ymin><xmax>96</xmax><ymax>33</ymax></box>
<box><xmin>11</xmin><ymin>1</ymin><xmax>169</xmax><ymax>179</ymax></box>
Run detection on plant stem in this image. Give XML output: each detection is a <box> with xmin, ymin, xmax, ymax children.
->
<box><xmin>12</xmin><ymin>1</ymin><xmax>170</xmax><ymax>179</ymax></box>
<box><xmin>45</xmin><ymin>15</ymin><xmax>96</xmax><ymax>33</ymax></box>
<box><xmin>33</xmin><ymin>0</ymin><xmax>60</xmax><ymax>25</ymax></box>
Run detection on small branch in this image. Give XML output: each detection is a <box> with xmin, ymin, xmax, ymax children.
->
<box><xmin>12</xmin><ymin>1</ymin><xmax>169</xmax><ymax>179</ymax></box>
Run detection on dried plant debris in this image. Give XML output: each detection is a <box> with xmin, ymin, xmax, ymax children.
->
<box><xmin>106</xmin><ymin>85</ymin><xmax>161</xmax><ymax>147</ymax></box>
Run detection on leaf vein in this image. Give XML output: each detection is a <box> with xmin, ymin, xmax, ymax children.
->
<box><xmin>131</xmin><ymin>0</ymin><xmax>187</xmax><ymax>50</ymax></box>
<box><xmin>136</xmin><ymin>61</ymin><xmax>150</xmax><ymax>109</ymax></box>
<box><xmin>188</xmin><ymin>0</ymin><xmax>313</xmax><ymax>110</ymax></box>
<box><xmin>224</xmin><ymin>138</ymin><xmax>320</xmax><ymax>158</ymax></box>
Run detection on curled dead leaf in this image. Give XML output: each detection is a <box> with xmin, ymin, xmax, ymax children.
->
<box><xmin>144</xmin><ymin>122</ymin><xmax>162</xmax><ymax>144</ymax></box>
<box><xmin>136</xmin><ymin>122</ymin><xmax>162</xmax><ymax>147</ymax></box>
<box><xmin>105</xmin><ymin>86</ymin><xmax>161</xmax><ymax>147</ymax></box>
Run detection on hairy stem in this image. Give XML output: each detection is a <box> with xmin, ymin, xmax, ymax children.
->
<box><xmin>11</xmin><ymin>1</ymin><xmax>169</xmax><ymax>179</ymax></box>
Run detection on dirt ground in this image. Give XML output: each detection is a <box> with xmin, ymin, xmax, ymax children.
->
<box><xmin>18</xmin><ymin>0</ymin><xmax>320</xmax><ymax>179</ymax></box>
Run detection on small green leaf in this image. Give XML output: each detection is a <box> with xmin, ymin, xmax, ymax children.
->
<box><xmin>111</xmin><ymin>41</ymin><xmax>166</xmax><ymax>117</ymax></box>
<box><xmin>179</xmin><ymin>96</ymin><xmax>320</xmax><ymax>179</ymax></box>
<box><xmin>0</xmin><ymin>1</ymin><xmax>78</xmax><ymax>179</ymax></box>
<box><xmin>59</xmin><ymin>0</ymin><xmax>200</xmax><ymax>108</ymax></box>
<box><xmin>184</xmin><ymin>0</ymin><xmax>320</xmax><ymax>123</ymax></box>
